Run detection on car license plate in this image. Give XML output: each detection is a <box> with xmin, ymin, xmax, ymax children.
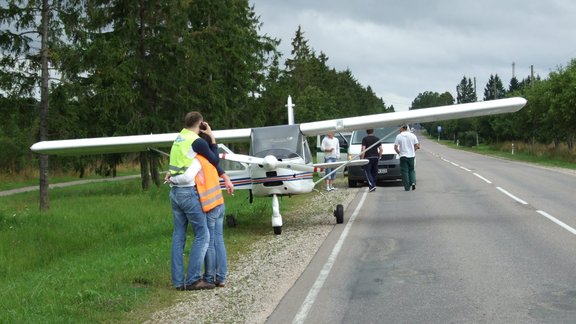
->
<box><xmin>378</xmin><ymin>169</ymin><xmax>388</xmax><ymax>174</ymax></box>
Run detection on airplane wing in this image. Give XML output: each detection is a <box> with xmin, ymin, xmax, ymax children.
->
<box><xmin>30</xmin><ymin>97</ymin><xmax>526</xmax><ymax>155</ymax></box>
<box><xmin>30</xmin><ymin>128</ymin><xmax>252</xmax><ymax>156</ymax></box>
<box><xmin>299</xmin><ymin>97</ymin><xmax>527</xmax><ymax>137</ymax></box>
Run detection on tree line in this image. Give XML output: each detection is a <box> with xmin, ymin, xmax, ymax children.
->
<box><xmin>412</xmin><ymin>60</ymin><xmax>576</xmax><ymax>151</ymax></box>
<box><xmin>0</xmin><ymin>1</ymin><xmax>391</xmax><ymax>209</ymax></box>
<box><xmin>2</xmin><ymin>1</ymin><xmax>575</xmax><ymax>211</ymax></box>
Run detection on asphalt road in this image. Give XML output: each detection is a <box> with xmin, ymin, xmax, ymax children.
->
<box><xmin>267</xmin><ymin>136</ymin><xmax>576</xmax><ymax>323</ymax></box>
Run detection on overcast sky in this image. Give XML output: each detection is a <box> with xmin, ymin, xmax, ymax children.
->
<box><xmin>249</xmin><ymin>0</ymin><xmax>576</xmax><ymax>111</ymax></box>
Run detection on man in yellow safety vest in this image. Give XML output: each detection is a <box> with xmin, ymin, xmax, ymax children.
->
<box><xmin>164</xmin><ymin>112</ymin><xmax>233</xmax><ymax>291</ymax></box>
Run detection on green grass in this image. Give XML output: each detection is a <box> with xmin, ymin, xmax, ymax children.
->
<box><xmin>0</xmin><ymin>179</ymin><xmax>286</xmax><ymax>323</ymax></box>
<box><xmin>437</xmin><ymin>139</ymin><xmax>576</xmax><ymax>170</ymax></box>
<box><xmin>0</xmin><ymin>164</ymin><xmax>142</xmax><ymax>191</ymax></box>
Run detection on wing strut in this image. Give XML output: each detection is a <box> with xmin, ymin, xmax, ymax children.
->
<box><xmin>314</xmin><ymin>127</ymin><xmax>399</xmax><ymax>186</ymax></box>
<box><xmin>148</xmin><ymin>147</ymin><xmax>169</xmax><ymax>157</ymax></box>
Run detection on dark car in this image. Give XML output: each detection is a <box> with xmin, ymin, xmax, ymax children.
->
<box><xmin>346</xmin><ymin>127</ymin><xmax>401</xmax><ymax>187</ymax></box>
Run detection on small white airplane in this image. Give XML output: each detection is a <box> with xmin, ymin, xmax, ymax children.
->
<box><xmin>30</xmin><ymin>96</ymin><xmax>527</xmax><ymax>234</ymax></box>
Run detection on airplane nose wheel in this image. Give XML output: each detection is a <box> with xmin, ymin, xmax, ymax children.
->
<box><xmin>334</xmin><ymin>204</ymin><xmax>344</xmax><ymax>224</ymax></box>
<box><xmin>271</xmin><ymin>194</ymin><xmax>283</xmax><ymax>235</ymax></box>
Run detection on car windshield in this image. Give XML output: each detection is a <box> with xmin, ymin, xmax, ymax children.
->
<box><xmin>350</xmin><ymin>127</ymin><xmax>398</xmax><ymax>144</ymax></box>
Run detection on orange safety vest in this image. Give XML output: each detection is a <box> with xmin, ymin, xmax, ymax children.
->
<box><xmin>195</xmin><ymin>155</ymin><xmax>224</xmax><ymax>212</ymax></box>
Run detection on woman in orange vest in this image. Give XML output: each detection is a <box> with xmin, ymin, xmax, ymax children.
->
<box><xmin>195</xmin><ymin>151</ymin><xmax>233</xmax><ymax>287</ymax></box>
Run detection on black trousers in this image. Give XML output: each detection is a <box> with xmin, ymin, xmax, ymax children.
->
<box><xmin>363</xmin><ymin>157</ymin><xmax>379</xmax><ymax>188</ymax></box>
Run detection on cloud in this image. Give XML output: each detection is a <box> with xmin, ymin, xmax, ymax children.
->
<box><xmin>251</xmin><ymin>0</ymin><xmax>576</xmax><ymax>110</ymax></box>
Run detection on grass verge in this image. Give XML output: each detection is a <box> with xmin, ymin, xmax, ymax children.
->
<box><xmin>0</xmin><ymin>179</ymin><xmax>296</xmax><ymax>323</ymax></box>
<box><xmin>436</xmin><ymin>139</ymin><xmax>576</xmax><ymax>170</ymax></box>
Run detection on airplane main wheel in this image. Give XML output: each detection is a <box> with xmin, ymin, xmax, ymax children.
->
<box><xmin>334</xmin><ymin>204</ymin><xmax>344</xmax><ymax>224</ymax></box>
<box><xmin>226</xmin><ymin>214</ymin><xmax>238</xmax><ymax>227</ymax></box>
<box><xmin>273</xmin><ymin>226</ymin><xmax>282</xmax><ymax>235</ymax></box>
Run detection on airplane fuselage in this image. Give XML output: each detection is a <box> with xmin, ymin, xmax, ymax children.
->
<box><xmin>250</xmin><ymin>157</ymin><xmax>315</xmax><ymax>196</ymax></box>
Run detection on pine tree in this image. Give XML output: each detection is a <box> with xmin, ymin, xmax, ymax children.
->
<box><xmin>0</xmin><ymin>0</ymin><xmax>83</xmax><ymax>210</ymax></box>
<box><xmin>508</xmin><ymin>76</ymin><xmax>521</xmax><ymax>93</ymax></box>
<box><xmin>483</xmin><ymin>74</ymin><xmax>506</xmax><ymax>100</ymax></box>
<box><xmin>456</xmin><ymin>76</ymin><xmax>477</xmax><ymax>103</ymax></box>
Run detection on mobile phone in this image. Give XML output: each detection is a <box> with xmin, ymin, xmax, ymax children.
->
<box><xmin>200</xmin><ymin>122</ymin><xmax>207</xmax><ymax>131</ymax></box>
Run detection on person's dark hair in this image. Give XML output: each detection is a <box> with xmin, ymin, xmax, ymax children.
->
<box><xmin>366</xmin><ymin>129</ymin><xmax>374</xmax><ymax>134</ymax></box>
<box><xmin>184</xmin><ymin>111</ymin><xmax>203</xmax><ymax>128</ymax></box>
<box><xmin>199</xmin><ymin>130</ymin><xmax>211</xmax><ymax>142</ymax></box>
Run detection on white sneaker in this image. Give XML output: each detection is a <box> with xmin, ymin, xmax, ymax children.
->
<box><xmin>327</xmin><ymin>187</ymin><xmax>332</xmax><ymax>191</ymax></box>
<box><xmin>330</xmin><ymin>186</ymin><xmax>337</xmax><ymax>190</ymax></box>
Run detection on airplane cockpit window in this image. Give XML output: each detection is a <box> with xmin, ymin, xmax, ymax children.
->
<box><xmin>250</xmin><ymin>125</ymin><xmax>304</xmax><ymax>159</ymax></box>
<box><xmin>302</xmin><ymin>138</ymin><xmax>312</xmax><ymax>164</ymax></box>
<box><xmin>217</xmin><ymin>144</ymin><xmax>247</xmax><ymax>172</ymax></box>
<box><xmin>351</xmin><ymin>127</ymin><xmax>398</xmax><ymax>144</ymax></box>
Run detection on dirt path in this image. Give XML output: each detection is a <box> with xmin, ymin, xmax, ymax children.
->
<box><xmin>0</xmin><ymin>175</ymin><xmax>141</xmax><ymax>197</ymax></box>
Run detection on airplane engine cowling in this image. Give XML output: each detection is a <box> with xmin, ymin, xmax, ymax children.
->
<box><xmin>262</xmin><ymin>155</ymin><xmax>278</xmax><ymax>171</ymax></box>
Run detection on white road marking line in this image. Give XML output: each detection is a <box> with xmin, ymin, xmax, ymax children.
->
<box><xmin>437</xmin><ymin>153</ymin><xmax>575</xmax><ymax>239</ymax></box>
<box><xmin>536</xmin><ymin>210</ymin><xmax>576</xmax><ymax>236</ymax></box>
<box><xmin>292</xmin><ymin>190</ymin><xmax>368</xmax><ymax>324</ymax></box>
<box><xmin>473</xmin><ymin>173</ymin><xmax>492</xmax><ymax>184</ymax></box>
<box><xmin>496</xmin><ymin>187</ymin><xmax>528</xmax><ymax>205</ymax></box>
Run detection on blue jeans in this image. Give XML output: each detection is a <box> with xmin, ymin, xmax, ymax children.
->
<box><xmin>204</xmin><ymin>204</ymin><xmax>227</xmax><ymax>284</ymax></box>
<box><xmin>325</xmin><ymin>157</ymin><xmax>337</xmax><ymax>180</ymax></box>
<box><xmin>169</xmin><ymin>186</ymin><xmax>209</xmax><ymax>288</ymax></box>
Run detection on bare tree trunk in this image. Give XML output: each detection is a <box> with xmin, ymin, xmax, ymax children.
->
<box><xmin>140</xmin><ymin>152</ymin><xmax>150</xmax><ymax>190</ymax></box>
<box><xmin>554</xmin><ymin>138</ymin><xmax>560</xmax><ymax>150</ymax></box>
<box><xmin>150</xmin><ymin>154</ymin><xmax>161</xmax><ymax>187</ymax></box>
<box><xmin>39</xmin><ymin>0</ymin><xmax>50</xmax><ymax>211</ymax></box>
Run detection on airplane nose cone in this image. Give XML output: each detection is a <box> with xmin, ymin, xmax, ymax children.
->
<box><xmin>262</xmin><ymin>155</ymin><xmax>278</xmax><ymax>171</ymax></box>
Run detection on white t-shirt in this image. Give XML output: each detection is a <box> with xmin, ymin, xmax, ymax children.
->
<box><xmin>394</xmin><ymin>131</ymin><xmax>419</xmax><ymax>158</ymax></box>
<box><xmin>321</xmin><ymin>136</ymin><xmax>340</xmax><ymax>159</ymax></box>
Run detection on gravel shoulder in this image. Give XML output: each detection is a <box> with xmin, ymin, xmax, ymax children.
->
<box><xmin>145</xmin><ymin>181</ymin><xmax>360</xmax><ymax>324</ymax></box>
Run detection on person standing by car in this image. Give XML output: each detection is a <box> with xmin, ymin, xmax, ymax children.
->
<box><xmin>394</xmin><ymin>125</ymin><xmax>420</xmax><ymax>191</ymax></box>
<box><xmin>361</xmin><ymin>129</ymin><xmax>382</xmax><ymax>192</ymax></box>
<box><xmin>321</xmin><ymin>131</ymin><xmax>340</xmax><ymax>191</ymax></box>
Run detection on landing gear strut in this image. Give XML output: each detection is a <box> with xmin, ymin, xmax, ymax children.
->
<box><xmin>272</xmin><ymin>194</ymin><xmax>283</xmax><ymax>235</ymax></box>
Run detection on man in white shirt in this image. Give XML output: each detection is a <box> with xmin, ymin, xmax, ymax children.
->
<box><xmin>394</xmin><ymin>125</ymin><xmax>420</xmax><ymax>191</ymax></box>
<box><xmin>320</xmin><ymin>132</ymin><xmax>340</xmax><ymax>191</ymax></box>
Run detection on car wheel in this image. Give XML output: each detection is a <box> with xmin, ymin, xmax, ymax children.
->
<box><xmin>348</xmin><ymin>178</ymin><xmax>357</xmax><ymax>188</ymax></box>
